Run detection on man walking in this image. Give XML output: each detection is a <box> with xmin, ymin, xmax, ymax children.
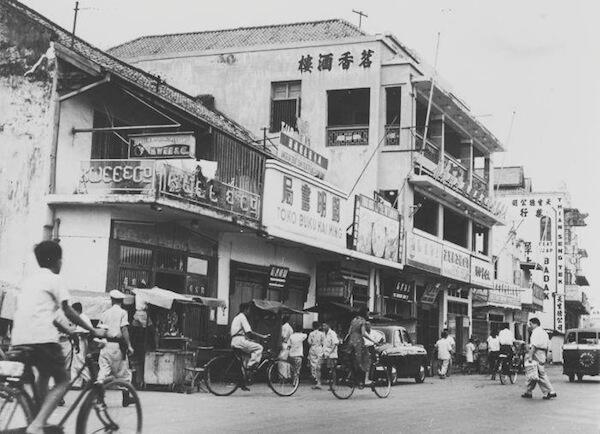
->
<box><xmin>98</xmin><ymin>289</ymin><xmax>135</xmax><ymax>406</ymax></box>
<box><xmin>487</xmin><ymin>331</ymin><xmax>500</xmax><ymax>379</ymax></box>
<box><xmin>322</xmin><ymin>322</ymin><xmax>339</xmax><ymax>381</ymax></box>
<box><xmin>435</xmin><ymin>331</ymin><xmax>452</xmax><ymax>379</ymax></box>
<box><xmin>307</xmin><ymin>321</ymin><xmax>325</xmax><ymax>389</ymax></box>
<box><xmin>522</xmin><ymin>317</ymin><xmax>557</xmax><ymax>400</ymax></box>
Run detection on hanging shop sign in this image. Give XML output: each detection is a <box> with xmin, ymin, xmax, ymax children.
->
<box><xmin>441</xmin><ymin>245</ymin><xmax>470</xmax><ymax>283</ymax></box>
<box><xmin>268</xmin><ymin>266</ymin><xmax>289</xmax><ymax>290</ymax></box>
<box><xmin>486</xmin><ymin>281</ymin><xmax>521</xmax><ymax>308</ymax></box>
<box><xmin>129</xmin><ymin>132</ymin><xmax>196</xmax><ymax>159</ymax></box>
<box><xmin>157</xmin><ymin>163</ymin><xmax>260</xmax><ymax>221</ymax></box>
<box><xmin>555</xmin><ymin>292</ymin><xmax>565</xmax><ymax>333</ymax></box>
<box><xmin>352</xmin><ymin>195</ymin><xmax>401</xmax><ymax>263</ymax></box>
<box><xmin>262</xmin><ymin>161</ymin><xmax>346</xmax><ymax>251</ymax></box>
<box><xmin>406</xmin><ymin>231</ymin><xmax>442</xmax><ymax>274</ymax></box>
<box><xmin>316</xmin><ymin>262</ymin><xmax>352</xmax><ymax>300</ymax></box>
<box><xmin>420</xmin><ymin>283</ymin><xmax>441</xmax><ymax>304</ymax></box>
<box><xmin>470</xmin><ymin>256</ymin><xmax>494</xmax><ymax>289</ymax></box>
<box><xmin>77</xmin><ymin>159</ymin><xmax>155</xmax><ymax>194</ymax></box>
<box><xmin>279</xmin><ymin>123</ymin><xmax>328</xmax><ymax>179</ymax></box>
<box><xmin>392</xmin><ymin>281</ymin><xmax>413</xmax><ymax>301</ymax></box>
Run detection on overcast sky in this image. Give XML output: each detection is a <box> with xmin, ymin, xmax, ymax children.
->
<box><xmin>22</xmin><ymin>0</ymin><xmax>600</xmax><ymax>307</ymax></box>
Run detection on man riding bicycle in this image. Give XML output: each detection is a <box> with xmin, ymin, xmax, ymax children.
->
<box><xmin>497</xmin><ymin>326</ymin><xmax>515</xmax><ymax>375</ymax></box>
<box><xmin>10</xmin><ymin>241</ymin><xmax>106</xmax><ymax>434</ymax></box>
<box><xmin>229</xmin><ymin>302</ymin><xmax>269</xmax><ymax>390</ymax></box>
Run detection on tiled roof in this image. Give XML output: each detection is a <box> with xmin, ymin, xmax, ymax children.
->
<box><xmin>494</xmin><ymin>166</ymin><xmax>524</xmax><ymax>188</ymax></box>
<box><xmin>108</xmin><ymin>19</ymin><xmax>366</xmax><ymax>59</ymax></box>
<box><xmin>3</xmin><ymin>0</ymin><xmax>257</xmax><ymax>146</ymax></box>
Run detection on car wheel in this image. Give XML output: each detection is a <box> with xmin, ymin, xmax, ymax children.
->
<box><xmin>568</xmin><ymin>373</ymin><xmax>575</xmax><ymax>382</ymax></box>
<box><xmin>577</xmin><ymin>373</ymin><xmax>584</xmax><ymax>382</ymax></box>
<box><xmin>415</xmin><ymin>364</ymin><xmax>426</xmax><ymax>384</ymax></box>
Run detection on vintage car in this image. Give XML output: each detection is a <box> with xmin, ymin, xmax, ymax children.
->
<box><xmin>371</xmin><ymin>325</ymin><xmax>428</xmax><ymax>383</ymax></box>
<box><xmin>562</xmin><ymin>328</ymin><xmax>600</xmax><ymax>382</ymax></box>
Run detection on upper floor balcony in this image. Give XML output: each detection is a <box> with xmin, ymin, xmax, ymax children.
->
<box><xmin>47</xmin><ymin>159</ymin><xmax>262</xmax><ymax>227</ymax></box>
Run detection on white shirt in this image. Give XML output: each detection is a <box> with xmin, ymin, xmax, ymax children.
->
<box><xmin>446</xmin><ymin>335</ymin><xmax>456</xmax><ymax>352</ymax></box>
<box><xmin>498</xmin><ymin>328</ymin><xmax>514</xmax><ymax>346</ymax></box>
<box><xmin>308</xmin><ymin>329</ymin><xmax>325</xmax><ymax>348</ymax></box>
<box><xmin>99</xmin><ymin>304</ymin><xmax>128</xmax><ymax>339</ymax></box>
<box><xmin>436</xmin><ymin>338</ymin><xmax>452</xmax><ymax>360</ymax></box>
<box><xmin>12</xmin><ymin>268</ymin><xmax>70</xmax><ymax>345</ymax></box>
<box><xmin>487</xmin><ymin>336</ymin><xmax>500</xmax><ymax>352</ymax></box>
<box><xmin>530</xmin><ymin>327</ymin><xmax>550</xmax><ymax>350</ymax></box>
<box><xmin>323</xmin><ymin>329</ymin><xmax>339</xmax><ymax>359</ymax></box>
<box><xmin>230</xmin><ymin>313</ymin><xmax>251</xmax><ymax>337</ymax></box>
<box><xmin>281</xmin><ymin>322</ymin><xmax>293</xmax><ymax>347</ymax></box>
<box><xmin>289</xmin><ymin>332</ymin><xmax>307</xmax><ymax>357</ymax></box>
<box><xmin>465</xmin><ymin>342</ymin><xmax>476</xmax><ymax>363</ymax></box>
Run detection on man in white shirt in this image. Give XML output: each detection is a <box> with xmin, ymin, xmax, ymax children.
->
<box><xmin>230</xmin><ymin>303</ymin><xmax>269</xmax><ymax>390</ymax></box>
<box><xmin>98</xmin><ymin>290</ymin><xmax>135</xmax><ymax>406</ymax></box>
<box><xmin>522</xmin><ymin>317</ymin><xmax>557</xmax><ymax>400</ymax></box>
<box><xmin>487</xmin><ymin>331</ymin><xmax>501</xmax><ymax>380</ymax></box>
<box><xmin>11</xmin><ymin>241</ymin><xmax>103</xmax><ymax>434</ymax></box>
<box><xmin>498</xmin><ymin>326</ymin><xmax>515</xmax><ymax>375</ymax></box>
<box><xmin>308</xmin><ymin>321</ymin><xmax>325</xmax><ymax>389</ymax></box>
<box><xmin>443</xmin><ymin>329</ymin><xmax>456</xmax><ymax>377</ymax></box>
<box><xmin>435</xmin><ymin>331</ymin><xmax>452</xmax><ymax>378</ymax></box>
<box><xmin>322</xmin><ymin>323</ymin><xmax>339</xmax><ymax>378</ymax></box>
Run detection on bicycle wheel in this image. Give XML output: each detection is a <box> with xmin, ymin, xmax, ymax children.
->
<box><xmin>0</xmin><ymin>384</ymin><xmax>33</xmax><ymax>431</ymax></box>
<box><xmin>205</xmin><ymin>355</ymin><xmax>241</xmax><ymax>396</ymax></box>
<box><xmin>371</xmin><ymin>365</ymin><xmax>391</xmax><ymax>399</ymax></box>
<box><xmin>499</xmin><ymin>370</ymin><xmax>508</xmax><ymax>385</ymax></box>
<box><xmin>509</xmin><ymin>371</ymin><xmax>517</xmax><ymax>384</ymax></box>
<box><xmin>267</xmin><ymin>360</ymin><xmax>299</xmax><ymax>397</ymax></box>
<box><xmin>75</xmin><ymin>381</ymin><xmax>141</xmax><ymax>434</ymax></box>
<box><xmin>329</xmin><ymin>365</ymin><xmax>355</xmax><ymax>400</ymax></box>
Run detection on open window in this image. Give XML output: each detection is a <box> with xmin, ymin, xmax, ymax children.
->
<box><xmin>270</xmin><ymin>81</ymin><xmax>301</xmax><ymax>132</ymax></box>
<box><xmin>327</xmin><ymin>88</ymin><xmax>370</xmax><ymax>146</ymax></box>
<box><xmin>443</xmin><ymin>207</ymin><xmax>468</xmax><ymax>248</ymax></box>
<box><xmin>385</xmin><ymin>87</ymin><xmax>401</xmax><ymax>146</ymax></box>
<box><xmin>413</xmin><ymin>192</ymin><xmax>438</xmax><ymax>236</ymax></box>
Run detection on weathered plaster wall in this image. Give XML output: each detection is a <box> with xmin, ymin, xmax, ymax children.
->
<box><xmin>0</xmin><ymin>5</ymin><xmax>56</xmax><ymax>283</ymax></box>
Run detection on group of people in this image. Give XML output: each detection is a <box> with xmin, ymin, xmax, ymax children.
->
<box><xmin>9</xmin><ymin>240</ymin><xmax>136</xmax><ymax>434</ymax></box>
<box><xmin>433</xmin><ymin>319</ymin><xmax>557</xmax><ymax>400</ymax></box>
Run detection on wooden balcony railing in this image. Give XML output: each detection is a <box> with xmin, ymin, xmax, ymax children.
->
<box><xmin>414</xmin><ymin>132</ymin><xmax>441</xmax><ymax>164</ymax></box>
<box><xmin>471</xmin><ymin>173</ymin><xmax>489</xmax><ymax>202</ymax></box>
<box><xmin>384</xmin><ymin>125</ymin><xmax>400</xmax><ymax>146</ymax></box>
<box><xmin>326</xmin><ymin>125</ymin><xmax>369</xmax><ymax>147</ymax></box>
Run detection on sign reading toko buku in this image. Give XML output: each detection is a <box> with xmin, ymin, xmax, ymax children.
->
<box><xmin>262</xmin><ymin>160</ymin><xmax>346</xmax><ymax>251</ymax></box>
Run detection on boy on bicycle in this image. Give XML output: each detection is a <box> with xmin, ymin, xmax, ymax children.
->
<box><xmin>10</xmin><ymin>241</ymin><xmax>105</xmax><ymax>434</ymax></box>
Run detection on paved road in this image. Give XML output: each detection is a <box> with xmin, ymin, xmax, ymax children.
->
<box><xmin>55</xmin><ymin>365</ymin><xmax>599</xmax><ymax>433</ymax></box>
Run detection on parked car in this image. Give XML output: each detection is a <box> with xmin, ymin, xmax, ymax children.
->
<box><xmin>562</xmin><ymin>328</ymin><xmax>600</xmax><ymax>382</ymax></box>
<box><xmin>371</xmin><ymin>325</ymin><xmax>428</xmax><ymax>384</ymax></box>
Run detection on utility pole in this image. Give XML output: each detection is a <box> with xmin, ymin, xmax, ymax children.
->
<box><xmin>352</xmin><ymin>9</ymin><xmax>368</xmax><ymax>29</ymax></box>
<box><xmin>71</xmin><ymin>1</ymin><xmax>80</xmax><ymax>47</ymax></box>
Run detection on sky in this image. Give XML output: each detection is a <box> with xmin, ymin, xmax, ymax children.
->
<box><xmin>21</xmin><ymin>0</ymin><xmax>600</xmax><ymax>307</ymax></box>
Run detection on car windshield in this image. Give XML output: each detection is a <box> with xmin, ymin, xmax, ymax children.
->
<box><xmin>577</xmin><ymin>332</ymin><xmax>599</xmax><ymax>345</ymax></box>
<box><xmin>371</xmin><ymin>329</ymin><xmax>386</xmax><ymax>344</ymax></box>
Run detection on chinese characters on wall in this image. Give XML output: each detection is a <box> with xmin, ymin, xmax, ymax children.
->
<box><xmin>298</xmin><ymin>49</ymin><xmax>375</xmax><ymax>73</ymax></box>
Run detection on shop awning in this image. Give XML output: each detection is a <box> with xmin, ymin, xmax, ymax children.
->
<box><xmin>70</xmin><ymin>290</ymin><xmax>114</xmax><ymax>320</ymax></box>
<box><xmin>133</xmin><ymin>287</ymin><xmax>199</xmax><ymax>310</ymax></box>
<box><xmin>304</xmin><ymin>301</ymin><xmax>359</xmax><ymax>314</ymax></box>
<box><xmin>192</xmin><ymin>296</ymin><xmax>227</xmax><ymax>309</ymax></box>
<box><xmin>251</xmin><ymin>299</ymin><xmax>306</xmax><ymax>315</ymax></box>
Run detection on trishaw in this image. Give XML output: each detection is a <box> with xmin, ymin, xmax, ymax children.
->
<box><xmin>562</xmin><ymin>328</ymin><xmax>600</xmax><ymax>382</ymax></box>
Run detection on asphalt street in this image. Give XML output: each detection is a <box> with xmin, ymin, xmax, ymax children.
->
<box><xmin>54</xmin><ymin>364</ymin><xmax>600</xmax><ymax>433</ymax></box>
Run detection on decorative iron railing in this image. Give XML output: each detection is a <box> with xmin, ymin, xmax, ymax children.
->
<box><xmin>326</xmin><ymin>125</ymin><xmax>369</xmax><ymax>147</ymax></box>
<box><xmin>384</xmin><ymin>125</ymin><xmax>400</xmax><ymax>146</ymax></box>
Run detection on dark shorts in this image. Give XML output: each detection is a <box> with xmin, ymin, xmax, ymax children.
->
<box><xmin>13</xmin><ymin>343</ymin><xmax>68</xmax><ymax>384</ymax></box>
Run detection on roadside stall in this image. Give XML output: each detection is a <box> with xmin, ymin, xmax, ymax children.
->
<box><xmin>132</xmin><ymin>287</ymin><xmax>226</xmax><ymax>391</ymax></box>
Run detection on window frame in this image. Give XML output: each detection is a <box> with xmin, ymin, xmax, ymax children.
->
<box><xmin>270</xmin><ymin>81</ymin><xmax>302</xmax><ymax>133</ymax></box>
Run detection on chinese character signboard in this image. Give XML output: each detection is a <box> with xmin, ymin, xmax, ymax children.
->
<box><xmin>298</xmin><ymin>49</ymin><xmax>375</xmax><ymax>73</ymax></box>
<box><xmin>406</xmin><ymin>231</ymin><xmax>442</xmax><ymax>274</ymax></box>
<box><xmin>555</xmin><ymin>293</ymin><xmax>565</xmax><ymax>333</ymax></box>
<box><xmin>278</xmin><ymin>123</ymin><xmax>328</xmax><ymax>179</ymax></box>
<box><xmin>421</xmin><ymin>283</ymin><xmax>441</xmax><ymax>304</ymax></box>
<box><xmin>471</xmin><ymin>256</ymin><xmax>494</xmax><ymax>289</ymax></box>
<box><xmin>352</xmin><ymin>195</ymin><xmax>402</xmax><ymax>263</ymax></box>
<box><xmin>499</xmin><ymin>193</ymin><xmax>568</xmax><ymax>330</ymax></box>
<box><xmin>129</xmin><ymin>132</ymin><xmax>196</xmax><ymax>159</ymax></box>
<box><xmin>262</xmin><ymin>161</ymin><xmax>347</xmax><ymax>252</ymax></box>
<box><xmin>268</xmin><ymin>266</ymin><xmax>289</xmax><ymax>290</ymax></box>
<box><xmin>441</xmin><ymin>245</ymin><xmax>470</xmax><ymax>283</ymax></box>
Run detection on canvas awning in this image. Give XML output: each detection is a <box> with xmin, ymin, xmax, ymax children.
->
<box><xmin>251</xmin><ymin>299</ymin><xmax>306</xmax><ymax>315</ymax></box>
<box><xmin>192</xmin><ymin>296</ymin><xmax>227</xmax><ymax>309</ymax></box>
<box><xmin>133</xmin><ymin>287</ymin><xmax>199</xmax><ymax>310</ymax></box>
<box><xmin>69</xmin><ymin>290</ymin><xmax>114</xmax><ymax>320</ymax></box>
<box><xmin>304</xmin><ymin>301</ymin><xmax>359</xmax><ymax>314</ymax></box>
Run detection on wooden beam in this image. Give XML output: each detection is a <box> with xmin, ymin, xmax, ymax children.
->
<box><xmin>54</xmin><ymin>42</ymin><xmax>103</xmax><ymax>76</ymax></box>
<box><xmin>59</xmin><ymin>74</ymin><xmax>111</xmax><ymax>101</ymax></box>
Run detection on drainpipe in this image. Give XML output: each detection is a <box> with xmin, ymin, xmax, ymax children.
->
<box><xmin>43</xmin><ymin>52</ymin><xmax>61</xmax><ymax>240</ymax></box>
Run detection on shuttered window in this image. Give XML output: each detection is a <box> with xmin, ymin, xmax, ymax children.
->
<box><xmin>270</xmin><ymin>81</ymin><xmax>301</xmax><ymax>132</ymax></box>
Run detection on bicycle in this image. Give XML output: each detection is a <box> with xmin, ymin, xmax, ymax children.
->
<box><xmin>329</xmin><ymin>350</ymin><xmax>391</xmax><ymax>399</ymax></box>
<box><xmin>204</xmin><ymin>337</ymin><xmax>299</xmax><ymax>397</ymax></box>
<box><xmin>0</xmin><ymin>334</ymin><xmax>142</xmax><ymax>433</ymax></box>
<box><xmin>497</xmin><ymin>352</ymin><xmax>519</xmax><ymax>385</ymax></box>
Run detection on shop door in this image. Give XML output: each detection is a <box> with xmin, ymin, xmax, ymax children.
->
<box><xmin>417</xmin><ymin>304</ymin><xmax>439</xmax><ymax>352</ymax></box>
<box><xmin>455</xmin><ymin>316</ymin><xmax>468</xmax><ymax>355</ymax></box>
<box><xmin>229</xmin><ymin>279</ymin><xmax>264</xmax><ymax>320</ymax></box>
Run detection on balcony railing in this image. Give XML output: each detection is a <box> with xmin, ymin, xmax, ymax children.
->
<box><xmin>414</xmin><ymin>132</ymin><xmax>440</xmax><ymax>164</ymax></box>
<box><xmin>326</xmin><ymin>125</ymin><xmax>369</xmax><ymax>147</ymax></box>
<box><xmin>442</xmin><ymin>154</ymin><xmax>469</xmax><ymax>190</ymax></box>
<box><xmin>384</xmin><ymin>125</ymin><xmax>400</xmax><ymax>146</ymax></box>
<box><xmin>471</xmin><ymin>173</ymin><xmax>489</xmax><ymax>202</ymax></box>
<box><xmin>74</xmin><ymin>159</ymin><xmax>261</xmax><ymax>221</ymax></box>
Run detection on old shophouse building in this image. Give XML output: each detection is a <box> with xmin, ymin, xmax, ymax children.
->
<box><xmin>110</xmin><ymin>19</ymin><xmax>507</xmax><ymax>348</ymax></box>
